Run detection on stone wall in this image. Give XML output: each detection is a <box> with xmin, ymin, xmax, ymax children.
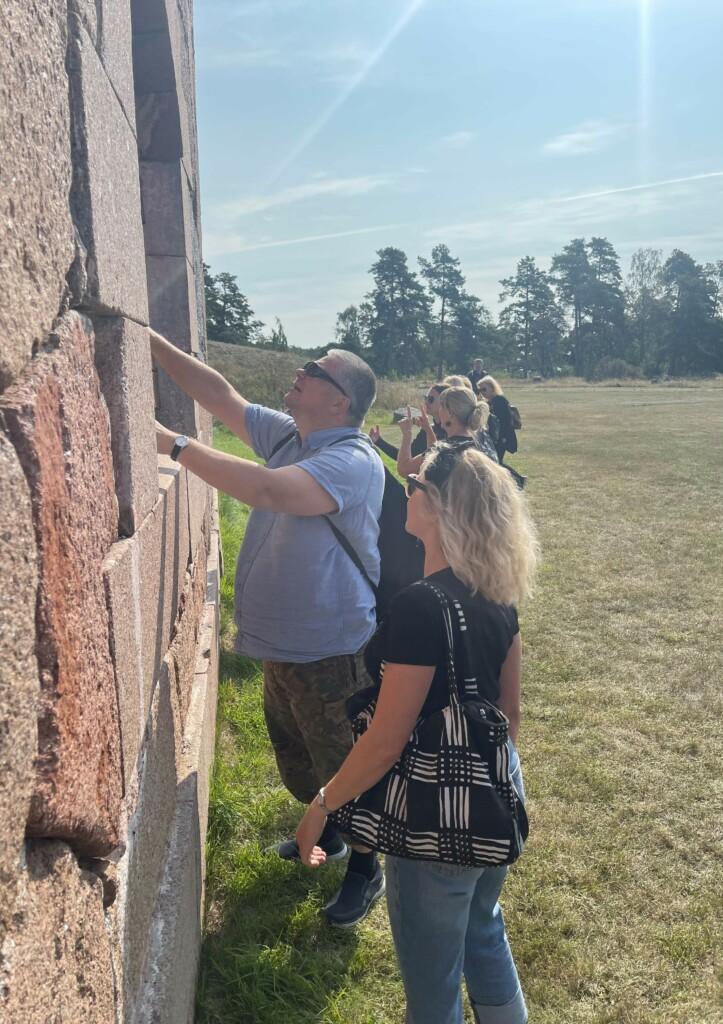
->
<box><xmin>0</xmin><ymin>2</ymin><xmax>218</xmax><ymax>1021</ymax></box>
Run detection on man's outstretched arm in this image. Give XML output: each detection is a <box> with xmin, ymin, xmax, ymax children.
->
<box><xmin>157</xmin><ymin>424</ymin><xmax>336</xmax><ymax>516</ymax></box>
<box><xmin>150</xmin><ymin>329</ymin><xmax>252</xmax><ymax>446</ymax></box>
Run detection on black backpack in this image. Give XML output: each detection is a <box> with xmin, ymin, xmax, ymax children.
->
<box><xmin>269</xmin><ymin>432</ymin><xmax>424</xmax><ymax>621</ymax></box>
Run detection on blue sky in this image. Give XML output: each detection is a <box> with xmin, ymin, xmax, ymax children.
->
<box><xmin>195</xmin><ymin>0</ymin><xmax>723</xmax><ymax>348</ymax></box>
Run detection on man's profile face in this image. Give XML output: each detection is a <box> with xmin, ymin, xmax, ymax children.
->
<box><xmin>285</xmin><ymin>354</ymin><xmax>348</xmax><ymax>419</ymax></box>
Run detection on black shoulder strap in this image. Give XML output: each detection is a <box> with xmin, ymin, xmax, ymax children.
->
<box><xmin>322</xmin><ymin>515</ymin><xmax>379</xmax><ymax>602</ymax></box>
<box><xmin>269</xmin><ymin>431</ymin><xmax>296</xmax><ymax>460</ymax></box>
<box><xmin>323</xmin><ymin>432</ymin><xmax>378</xmax><ymax>601</ymax></box>
<box><xmin>268</xmin><ymin>429</ymin><xmax>379</xmax><ymax>602</ymax></box>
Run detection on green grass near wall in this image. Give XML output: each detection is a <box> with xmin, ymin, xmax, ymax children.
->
<box><xmin>197</xmin><ymin>384</ymin><xmax>722</xmax><ymax>1023</ymax></box>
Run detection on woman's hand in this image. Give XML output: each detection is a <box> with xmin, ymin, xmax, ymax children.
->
<box><xmin>155</xmin><ymin>421</ymin><xmax>176</xmax><ymax>456</ymax></box>
<box><xmin>416</xmin><ymin>404</ymin><xmax>431</xmax><ymax>432</ymax></box>
<box><xmin>398</xmin><ymin>406</ymin><xmax>414</xmax><ymax>439</ymax></box>
<box><xmin>369</xmin><ymin>424</ymin><xmax>381</xmax><ymax>444</ymax></box>
<box><xmin>295</xmin><ymin>801</ymin><xmax>328</xmax><ymax>868</ymax></box>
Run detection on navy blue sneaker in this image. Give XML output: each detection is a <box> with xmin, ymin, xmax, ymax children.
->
<box><xmin>323</xmin><ymin>863</ymin><xmax>385</xmax><ymax>928</ymax></box>
<box><xmin>272</xmin><ymin>835</ymin><xmax>348</xmax><ymax>862</ymax></box>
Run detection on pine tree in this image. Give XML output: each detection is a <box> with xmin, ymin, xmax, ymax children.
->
<box><xmin>203</xmin><ymin>264</ymin><xmax>264</xmax><ymax>345</ymax></box>
<box><xmin>334</xmin><ymin>305</ymin><xmax>363</xmax><ymax>354</ymax></box>
<box><xmin>499</xmin><ymin>257</ymin><xmax>563</xmax><ymax>377</ymax></box>
<box><xmin>419</xmin><ymin>245</ymin><xmax>465</xmax><ymax>376</ymax></box>
<box><xmin>361</xmin><ymin>248</ymin><xmax>431</xmax><ymax>376</ymax></box>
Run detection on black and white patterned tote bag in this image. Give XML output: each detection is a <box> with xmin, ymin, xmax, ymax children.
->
<box><xmin>332</xmin><ymin>581</ymin><xmax>529</xmax><ymax>867</ymax></box>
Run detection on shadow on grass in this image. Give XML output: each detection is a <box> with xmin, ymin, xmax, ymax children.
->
<box><xmin>196</xmin><ymin>649</ymin><xmax>363</xmax><ymax>1024</ymax></box>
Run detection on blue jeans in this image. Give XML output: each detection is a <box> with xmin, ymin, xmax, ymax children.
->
<box><xmin>385</xmin><ymin>747</ymin><xmax>527</xmax><ymax>1024</ymax></box>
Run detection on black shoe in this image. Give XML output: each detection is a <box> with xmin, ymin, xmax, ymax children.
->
<box><xmin>272</xmin><ymin>834</ymin><xmax>348</xmax><ymax>862</ymax></box>
<box><xmin>323</xmin><ymin>864</ymin><xmax>385</xmax><ymax>928</ymax></box>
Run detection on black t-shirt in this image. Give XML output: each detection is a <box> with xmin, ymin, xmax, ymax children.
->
<box><xmin>363</xmin><ymin>568</ymin><xmax>519</xmax><ymax>718</ymax></box>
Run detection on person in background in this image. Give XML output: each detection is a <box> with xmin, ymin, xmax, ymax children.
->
<box><xmin>443</xmin><ymin>373</ymin><xmax>474</xmax><ymax>391</ymax></box>
<box><xmin>397</xmin><ymin>387</ymin><xmax>496</xmax><ymax>477</ymax></box>
<box><xmin>478</xmin><ymin>376</ymin><xmax>518</xmax><ymax>464</ymax></box>
<box><xmin>295</xmin><ymin>443</ymin><xmax>538</xmax><ymax>1024</ymax></box>
<box><xmin>369</xmin><ymin>383</ymin><xmax>448</xmax><ymax>460</ymax></box>
<box><xmin>469</xmin><ymin>358</ymin><xmax>489</xmax><ymax>394</ymax></box>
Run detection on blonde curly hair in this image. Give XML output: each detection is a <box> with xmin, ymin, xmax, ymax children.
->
<box><xmin>420</xmin><ymin>445</ymin><xmax>538</xmax><ymax>605</ymax></box>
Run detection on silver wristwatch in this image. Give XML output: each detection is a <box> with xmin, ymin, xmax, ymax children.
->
<box><xmin>170</xmin><ymin>435</ymin><xmax>190</xmax><ymax>461</ymax></box>
<box><xmin>315</xmin><ymin>787</ymin><xmax>331</xmax><ymax>815</ymax></box>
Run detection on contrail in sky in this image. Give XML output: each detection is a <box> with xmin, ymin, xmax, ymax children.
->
<box><xmin>267</xmin><ymin>0</ymin><xmax>427</xmax><ymax>186</ymax></box>
<box><xmin>553</xmin><ymin>172</ymin><xmax>723</xmax><ymax>204</ymax></box>
<box><xmin>232</xmin><ymin>223</ymin><xmax>401</xmax><ymax>254</ymax></box>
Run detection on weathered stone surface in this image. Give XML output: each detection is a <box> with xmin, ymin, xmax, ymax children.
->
<box><xmin>135</xmin><ymin>776</ymin><xmax>202</xmax><ymax>1024</ymax></box>
<box><xmin>0</xmin><ymin>312</ymin><xmax>123</xmax><ymax>856</ymax></box>
<box><xmin>147</xmin><ymin>255</ymin><xmax>199</xmax><ymax>354</ymax></box>
<box><xmin>0</xmin><ymin>0</ymin><xmax>75</xmax><ymax>391</ymax></box>
<box><xmin>119</xmin><ymin>656</ymin><xmax>181</xmax><ymax>1018</ymax></box>
<box><xmin>140</xmin><ymin>159</ymin><xmax>193</xmax><ymax>257</ymax></box>
<box><xmin>103</xmin><ymin>536</ymin><xmax>145</xmax><ymax>791</ymax></box>
<box><xmin>187</xmin><ymin>469</ymin><xmax>211</xmax><ymax>563</ymax></box>
<box><xmin>67</xmin><ymin>15</ymin><xmax>148</xmax><ymax>321</ymax></box>
<box><xmin>139</xmin><ymin>460</ymin><xmax>191</xmax><ymax>703</ymax></box>
<box><xmin>184</xmin><ymin>529</ymin><xmax>220</xmax><ymax>861</ymax></box>
<box><xmin>0</xmin><ymin>432</ymin><xmax>39</xmax><ymax>943</ymax></box>
<box><xmin>136</xmin><ymin>92</ymin><xmax>182</xmax><ymax>162</ymax></box>
<box><xmin>170</xmin><ymin>542</ymin><xmax>208</xmax><ymax>731</ymax></box>
<box><xmin>94</xmin><ymin>317</ymin><xmax>158</xmax><ymax>535</ymax></box>
<box><xmin>0</xmin><ymin>841</ymin><xmax>115</xmax><ymax>1023</ymax></box>
<box><xmin>119</xmin><ymin>510</ymin><xmax>219</xmax><ymax>1024</ymax></box>
<box><xmin>96</xmin><ymin>0</ymin><xmax>137</xmax><ymax>133</ymax></box>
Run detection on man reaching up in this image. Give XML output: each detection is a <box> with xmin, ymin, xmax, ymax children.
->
<box><xmin>152</xmin><ymin>332</ymin><xmax>385</xmax><ymax>927</ymax></box>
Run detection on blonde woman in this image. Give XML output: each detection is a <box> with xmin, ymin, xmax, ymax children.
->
<box><xmin>296</xmin><ymin>445</ymin><xmax>537</xmax><ymax>1024</ymax></box>
<box><xmin>397</xmin><ymin>387</ymin><xmax>496</xmax><ymax>477</ymax></box>
<box><xmin>478</xmin><ymin>375</ymin><xmax>517</xmax><ymax>463</ymax></box>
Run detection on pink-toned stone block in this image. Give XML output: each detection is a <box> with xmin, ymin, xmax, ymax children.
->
<box><xmin>0</xmin><ymin>311</ymin><xmax>122</xmax><ymax>856</ymax></box>
<box><xmin>67</xmin><ymin>15</ymin><xmax>148</xmax><ymax>321</ymax></box>
<box><xmin>0</xmin><ymin>841</ymin><xmax>115</xmax><ymax>1023</ymax></box>
<box><xmin>103</xmin><ymin>535</ymin><xmax>145</xmax><ymax>790</ymax></box>
<box><xmin>0</xmin><ymin>0</ymin><xmax>75</xmax><ymax>390</ymax></box>
<box><xmin>170</xmin><ymin>541</ymin><xmax>208</xmax><ymax>731</ymax></box>
<box><xmin>94</xmin><ymin>316</ymin><xmax>158</xmax><ymax>536</ymax></box>
<box><xmin>139</xmin><ymin>459</ymin><xmax>191</xmax><ymax>703</ymax></box>
<box><xmin>119</xmin><ymin>655</ymin><xmax>182</xmax><ymax>1015</ymax></box>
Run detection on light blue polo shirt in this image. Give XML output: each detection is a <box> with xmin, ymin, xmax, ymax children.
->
<box><xmin>234</xmin><ymin>404</ymin><xmax>384</xmax><ymax>663</ymax></box>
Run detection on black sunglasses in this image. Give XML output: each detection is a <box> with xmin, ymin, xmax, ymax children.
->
<box><xmin>302</xmin><ymin>361</ymin><xmax>348</xmax><ymax>397</ymax></box>
<box><xmin>405</xmin><ymin>475</ymin><xmax>428</xmax><ymax>497</ymax></box>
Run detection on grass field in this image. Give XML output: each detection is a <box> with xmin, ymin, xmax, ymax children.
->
<box><xmin>196</xmin><ymin>378</ymin><xmax>723</xmax><ymax>1024</ymax></box>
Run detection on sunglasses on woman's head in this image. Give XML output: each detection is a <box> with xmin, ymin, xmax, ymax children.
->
<box><xmin>302</xmin><ymin>361</ymin><xmax>348</xmax><ymax>397</ymax></box>
<box><xmin>405</xmin><ymin>475</ymin><xmax>428</xmax><ymax>497</ymax></box>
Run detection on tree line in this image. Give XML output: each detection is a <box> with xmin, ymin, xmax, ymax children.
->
<box><xmin>204</xmin><ymin>241</ymin><xmax>723</xmax><ymax>379</ymax></box>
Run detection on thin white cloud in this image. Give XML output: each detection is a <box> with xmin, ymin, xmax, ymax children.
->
<box><xmin>439</xmin><ymin>130</ymin><xmax>476</xmax><ymax>149</ymax></box>
<box><xmin>216</xmin><ymin>173</ymin><xmax>395</xmax><ymax>218</ymax></box>
<box><xmin>209</xmin><ymin>223</ymin><xmax>401</xmax><ymax>257</ymax></box>
<box><xmin>542</xmin><ymin>119</ymin><xmax>627</xmax><ymax>157</ymax></box>
<box><xmin>550</xmin><ymin>171</ymin><xmax>723</xmax><ymax>203</ymax></box>
<box><xmin>428</xmin><ymin>171</ymin><xmax>723</xmax><ymax>244</ymax></box>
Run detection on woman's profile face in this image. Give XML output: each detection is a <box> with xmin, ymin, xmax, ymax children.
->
<box><xmin>478</xmin><ymin>384</ymin><xmax>492</xmax><ymax>403</ymax></box>
<box><xmin>425</xmin><ymin>390</ymin><xmax>441</xmax><ymax>421</ymax></box>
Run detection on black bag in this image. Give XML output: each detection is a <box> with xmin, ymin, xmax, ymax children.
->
<box><xmin>332</xmin><ymin>581</ymin><xmax>529</xmax><ymax>867</ymax></box>
<box><xmin>268</xmin><ymin>432</ymin><xmax>423</xmax><ymax>621</ymax></box>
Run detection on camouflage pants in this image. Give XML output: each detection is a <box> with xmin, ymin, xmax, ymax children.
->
<box><xmin>262</xmin><ymin>649</ymin><xmax>371</xmax><ymax>805</ymax></box>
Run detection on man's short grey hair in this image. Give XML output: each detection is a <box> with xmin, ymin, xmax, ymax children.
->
<box><xmin>327</xmin><ymin>349</ymin><xmax>377</xmax><ymax>426</ymax></box>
